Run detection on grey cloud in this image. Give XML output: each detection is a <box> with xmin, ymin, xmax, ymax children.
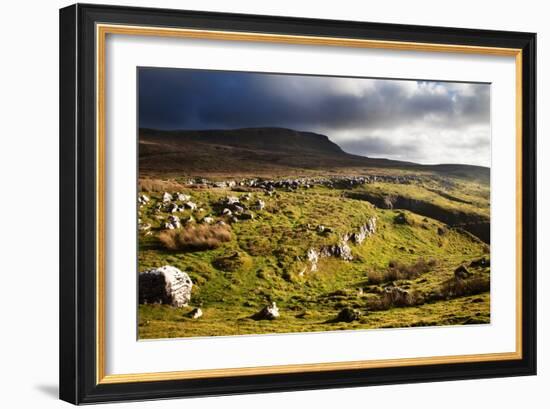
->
<box><xmin>139</xmin><ymin>68</ymin><xmax>491</xmax><ymax>166</ymax></box>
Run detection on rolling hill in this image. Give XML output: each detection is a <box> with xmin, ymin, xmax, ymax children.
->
<box><xmin>139</xmin><ymin>127</ymin><xmax>490</xmax><ymax>182</ymax></box>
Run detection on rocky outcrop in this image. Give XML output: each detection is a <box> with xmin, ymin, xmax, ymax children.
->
<box><xmin>139</xmin><ymin>266</ymin><xmax>193</xmax><ymax>307</ymax></box>
<box><xmin>307</xmin><ymin>248</ymin><xmax>320</xmax><ymax>272</ymax></box>
<box><xmin>320</xmin><ymin>240</ymin><xmax>353</xmax><ymax>261</ymax></box>
<box><xmin>347</xmin><ymin>191</ymin><xmax>490</xmax><ymax>244</ymax></box>
<box><xmin>351</xmin><ymin>217</ymin><xmax>377</xmax><ymax>244</ymax></box>
<box><xmin>304</xmin><ymin>217</ymin><xmax>377</xmax><ymax>273</ymax></box>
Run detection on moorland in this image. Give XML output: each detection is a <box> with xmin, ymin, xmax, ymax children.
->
<box><xmin>137</xmin><ymin>127</ymin><xmax>490</xmax><ymax>339</ymax></box>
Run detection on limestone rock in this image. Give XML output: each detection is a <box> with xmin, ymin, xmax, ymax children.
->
<box><xmin>175</xmin><ymin>192</ymin><xmax>191</xmax><ymax>202</ymax></box>
<box><xmin>307</xmin><ymin>248</ymin><xmax>319</xmax><ymax>272</ymax></box>
<box><xmin>139</xmin><ymin>266</ymin><xmax>193</xmax><ymax>307</ymax></box>
<box><xmin>138</xmin><ymin>194</ymin><xmax>150</xmax><ymax>205</ymax></box>
<box><xmin>252</xmin><ymin>302</ymin><xmax>280</xmax><ymax>320</ymax></box>
<box><xmin>202</xmin><ymin>216</ymin><xmax>215</xmax><ymax>224</ymax></box>
<box><xmin>252</xmin><ymin>199</ymin><xmax>265</xmax><ymax>211</ymax></box>
<box><xmin>188</xmin><ymin>307</ymin><xmax>203</xmax><ymax>319</ymax></box>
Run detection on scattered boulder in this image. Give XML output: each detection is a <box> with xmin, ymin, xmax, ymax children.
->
<box><xmin>168</xmin><ymin>203</ymin><xmax>182</xmax><ymax>213</ymax></box>
<box><xmin>226</xmin><ymin>196</ymin><xmax>240</xmax><ymax>205</ymax></box>
<box><xmin>252</xmin><ymin>302</ymin><xmax>280</xmax><ymax>320</ymax></box>
<box><xmin>202</xmin><ymin>216</ymin><xmax>215</xmax><ymax>224</ymax></box>
<box><xmin>335</xmin><ymin>307</ymin><xmax>361</xmax><ymax>322</ymax></box>
<box><xmin>188</xmin><ymin>307</ymin><xmax>203</xmax><ymax>319</ymax></box>
<box><xmin>184</xmin><ymin>201</ymin><xmax>198</xmax><ymax>210</ymax></box>
<box><xmin>454</xmin><ymin>265</ymin><xmax>471</xmax><ymax>279</ymax></box>
<box><xmin>232</xmin><ymin>205</ymin><xmax>244</xmax><ymax>214</ymax></box>
<box><xmin>252</xmin><ymin>199</ymin><xmax>265</xmax><ymax>211</ymax></box>
<box><xmin>167</xmin><ymin>215</ymin><xmax>181</xmax><ymax>228</ymax></box>
<box><xmin>138</xmin><ymin>194</ymin><xmax>150</xmax><ymax>205</ymax></box>
<box><xmin>162</xmin><ymin>192</ymin><xmax>173</xmax><ymax>203</ymax></box>
<box><xmin>175</xmin><ymin>192</ymin><xmax>191</xmax><ymax>202</ymax></box>
<box><xmin>222</xmin><ymin>208</ymin><xmax>232</xmax><ymax>216</ymax></box>
<box><xmin>139</xmin><ymin>266</ymin><xmax>193</xmax><ymax>307</ymax></box>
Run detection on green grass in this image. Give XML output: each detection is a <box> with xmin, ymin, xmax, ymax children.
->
<box><xmin>138</xmin><ymin>174</ymin><xmax>490</xmax><ymax>339</ymax></box>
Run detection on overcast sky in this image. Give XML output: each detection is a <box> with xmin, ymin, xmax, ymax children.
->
<box><xmin>139</xmin><ymin>68</ymin><xmax>491</xmax><ymax>167</ymax></box>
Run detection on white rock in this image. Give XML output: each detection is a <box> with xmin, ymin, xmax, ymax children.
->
<box><xmin>189</xmin><ymin>308</ymin><xmax>203</xmax><ymax>319</ymax></box>
<box><xmin>307</xmin><ymin>248</ymin><xmax>319</xmax><ymax>272</ymax></box>
<box><xmin>226</xmin><ymin>196</ymin><xmax>240</xmax><ymax>205</ymax></box>
<box><xmin>162</xmin><ymin>192</ymin><xmax>173</xmax><ymax>203</ymax></box>
<box><xmin>253</xmin><ymin>199</ymin><xmax>265</xmax><ymax>211</ymax></box>
<box><xmin>139</xmin><ymin>266</ymin><xmax>193</xmax><ymax>307</ymax></box>
<box><xmin>253</xmin><ymin>302</ymin><xmax>280</xmax><ymax>320</ymax></box>
<box><xmin>175</xmin><ymin>192</ymin><xmax>191</xmax><ymax>201</ymax></box>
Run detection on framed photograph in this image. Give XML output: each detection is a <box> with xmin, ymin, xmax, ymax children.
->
<box><xmin>59</xmin><ymin>3</ymin><xmax>536</xmax><ymax>404</ymax></box>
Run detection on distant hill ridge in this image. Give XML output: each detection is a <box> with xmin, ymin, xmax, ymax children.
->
<box><xmin>140</xmin><ymin>127</ymin><xmax>345</xmax><ymax>155</ymax></box>
<box><xmin>139</xmin><ymin>127</ymin><xmax>489</xmax><ymax>182</ymax></box>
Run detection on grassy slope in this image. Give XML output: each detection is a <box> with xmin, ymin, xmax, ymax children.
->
<box><xmin>138</xmin><ymin>178</ymin><xmax>490</xmax><ymax>339</ymax></box>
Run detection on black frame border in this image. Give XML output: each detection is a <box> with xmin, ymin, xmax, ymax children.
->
<box><xmin>59</xmin><ymin>3</ymin><xmax>536</xmax><ymax>404</ymax></box>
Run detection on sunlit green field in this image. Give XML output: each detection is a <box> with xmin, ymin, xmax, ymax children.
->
<box><xmin>137</xmin><ymin>172</ymin><xmax>490</xmax><ymax>339</ymax></box>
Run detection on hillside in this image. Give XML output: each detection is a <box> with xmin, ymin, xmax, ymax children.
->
<box><xmin>139</xmin><ymin>127</ymin><xmax>490</xmax><ymax>182</ymax></box>
<box><xmin>137</xmin><ymin>127</ymin><xmax>491</xmax><ymax>339</ymax></box>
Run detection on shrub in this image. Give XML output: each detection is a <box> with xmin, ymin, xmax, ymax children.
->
<box><xmin>440</xmin><ymin>276</ymin><xmax>490</xmax><ymax>298</ymax></box>
<box><xmin>368</xmin><ymin>258</ymin><xmax>436</xmax><ymax>284</ymax></box>
<box><xmin>159</xmin><ymin>224</ymin><xmax>232</xmax><ymax>251</ymax></box>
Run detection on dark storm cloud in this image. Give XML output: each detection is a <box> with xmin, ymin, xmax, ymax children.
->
<box><xmin>138</xmin><ymin>68</ymin><xmax>491</xmax><ymax>166</ymax></box>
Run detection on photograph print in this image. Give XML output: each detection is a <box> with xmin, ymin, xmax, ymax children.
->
<box><xmin>137</xmin><ymin>68</ymin><xmax>491</xmax><ymax>340</ymax></box>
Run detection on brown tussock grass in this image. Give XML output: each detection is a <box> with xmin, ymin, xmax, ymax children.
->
<box><xmin>139</xmin><ymin>178</ymin><xmax>185</xmax><ymax>192</ymax></box>
<box><xmin>159</xmin><ymin>224</ymin><xmax>232</xmax><ymax>251</ymax></box>
<box><xmin>368</xmin><ymin>258</ymin><xmax>437</xmax><ymax>285</ymax></box>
